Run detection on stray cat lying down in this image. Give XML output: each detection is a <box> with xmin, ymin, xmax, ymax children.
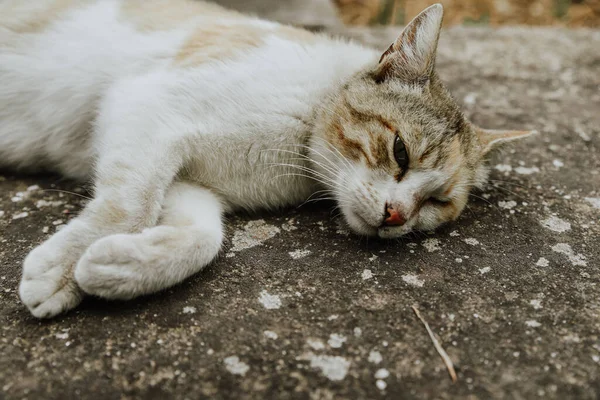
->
<box><xmin>0</xmin><ymin>1</ymin><xmax>534</xmax><ymax>318</ymax></box>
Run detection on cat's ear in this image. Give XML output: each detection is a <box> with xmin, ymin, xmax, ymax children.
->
<box><xmin>374</xmin><ymin>4</ymin><xmax>444</xmax><ymax>84</ymax></box>
<box><xmin>476</xmin><ymin>127</ymin><xmax>538</xmax><ymax>155</ymax></box>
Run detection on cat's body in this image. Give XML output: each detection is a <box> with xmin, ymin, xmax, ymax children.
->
<box><xmin>1</xmin><ymin>0</ymin><xmax>376</xmax><ymax>210</ymax></box>
<box><xmin>1</xmin><ymin>1</ymin><xmax>533</xmax><ymax>318</ymax></box>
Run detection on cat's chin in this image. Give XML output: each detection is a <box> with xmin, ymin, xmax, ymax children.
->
<box><xmin>341</xmin><ymin>210</ymin><xmax>378</xmax><ymax>237</ymax></box>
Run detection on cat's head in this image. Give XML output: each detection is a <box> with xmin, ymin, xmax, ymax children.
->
<box><xmin>309</xmin><ymin>4</ymin><xmax>535</xmax><ymax>238</ymax></box>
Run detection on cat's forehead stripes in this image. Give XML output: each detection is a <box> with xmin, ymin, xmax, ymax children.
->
<box><xmin>342</xmin><ymin>97</ymin><xmax>396</xmax><ymax>134</ymax></box>
<box><xmin>331</xmin><ymin>119</ymin><xmax>371</xmax><ymax>165</ymax></box>
<box><xmin>331</xmin><ymin>117</ymin><xmax>396</xmax><ymax>170</ymax></box>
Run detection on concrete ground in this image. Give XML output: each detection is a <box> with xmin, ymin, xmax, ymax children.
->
<box><xmin>1</xmin><ymin>9</ymin><xmax>599</xmax><ymax>400</ymax></box>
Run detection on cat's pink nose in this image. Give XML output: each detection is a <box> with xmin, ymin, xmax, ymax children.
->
<box><xmin>384</xmin><ymin>205</ymin><xmax>406</xmax><ymax>226</ymax></box>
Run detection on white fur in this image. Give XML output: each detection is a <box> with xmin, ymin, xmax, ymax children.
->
<box><xmin>75</xmin><ymin>182</ymin><xmax>224</xmax><ymax>300</ymax></box>
<box><xmin>3</xmin><ymin>1</ymin><xmax>379</xmax><ymax>317</ymax></box>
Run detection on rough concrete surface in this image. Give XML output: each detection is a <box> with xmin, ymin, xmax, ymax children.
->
<box><xmin>1</xmin><ymin>18</ymin><xmax>600</xmax><ymax>400</ymax></box>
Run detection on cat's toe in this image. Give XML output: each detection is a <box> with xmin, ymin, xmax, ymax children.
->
<box><xmin>75</xmin><ymin>235</ymin><xmax>144</xmax><ymax>300</ymax></box>
<box><xmin>19</xmin><ymin>246</ymin><xmax>84</xmax><ymax>319</ymax></box>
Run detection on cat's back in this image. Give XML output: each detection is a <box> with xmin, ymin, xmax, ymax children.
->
<box><xmin>0</xmin><ymin>0</ymin><xmax>252</xmax><ymax>178</ymax></box>
<box><xmin>0</xmin><ymin>0</ymin><xmax>373</xmax><ymax>181</ymax></box>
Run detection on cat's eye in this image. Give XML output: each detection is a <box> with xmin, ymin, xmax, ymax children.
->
<box><xmin>428</xmin><ymin>197</ymin><xmax>451</xmax><ymax>206</ymax></box>
<box><xmin>393</xmin><ymin>135</ymin><xmax>409</xmax><ymax>173</ymax></box>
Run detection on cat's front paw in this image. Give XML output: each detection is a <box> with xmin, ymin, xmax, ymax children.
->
<box><xmin>75</xmin><ymin>233</ymin><xmax>149</xmax><ymax>300</ymax></box>
<box><xmin>19</xmin><ymin>244</ymin><xmax>84</xmax><ymax>318</ymax></box>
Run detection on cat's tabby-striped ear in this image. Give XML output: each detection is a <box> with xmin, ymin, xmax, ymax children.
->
<box><xmin>476</xmin><ymin>128</ymin><xmax>538</xmax><ymax>155</ymax></box>
<box><xmin>374</xmin><ymin>4</ymin><xmax>444</xmax><ymax>85</ymax></box>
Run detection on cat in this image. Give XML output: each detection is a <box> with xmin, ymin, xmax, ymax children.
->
<box><xmin>0</xmin><ymin>1</ymin><xmax>534</xmax><ymax>318</ymax></box>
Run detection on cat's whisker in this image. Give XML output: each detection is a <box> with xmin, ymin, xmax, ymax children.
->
<box><xmin>270</xmin><ymin>172</ymin><xmax>336</xmax><ymax>190</ymax></box>
<box><xmin>487</xmin><ymin>179</ymin><xmax>531</xmax><ymax>190</ymax></box>
<box><xmin>299</xmin><ymin>141</ymin><xmax>353</xmax><ymax>174</ymax></box>
<box><xmin>262</xmin><ymin>148</ymin><xmax>342</xmax><ymax>178</ymax></box>
<box><xmin>318</xmin><ymin>103</ymin><xmax>351</xmax><ymax>126</ymax></box>
<box><xmin>306</xmin><ymin>138</ymin><xmax>356</xmax><ymax>173</ymax></box>
<box><xmin>489</xmin><ymin>184</ymin><xmax>529</xmax><ymax>202</ymax></box>
<box><xmin>268</xmin><ymin>164</ymin><xmax>328</xmax><ymax>180</ymax></box>
<box><xmin>468</xmin><ymin>193</ymin><xmax>496</xmax><ymax>208</ymax></box>
<box><xmin>267</xmin><ymin>162</ymin><xmax>339</xmax><ymax>187</ymax></box>
<box><xmin>298</xmin><ymin>189</ymin><xmax>345</xmax><ymax>208</ymax></box>
<box><xmin>41</xmin><ymin>189</ymin><xmax>93</xmax><ymax>201</ymax></box>
<box><xmin>286</xmin><ymin>156</ymin><xmax>341</xmax><ymax>178</ymax></box>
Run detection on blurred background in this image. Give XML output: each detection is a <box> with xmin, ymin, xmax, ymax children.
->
<box><xmin>215</xmin><ymin>0</ymin><xmax>599</xmax><ymax>28</ymax></box>
<box><xmin>332</xmin><ymin>0</ymin><xmax>599</xmax><ymax>27</ymax></box>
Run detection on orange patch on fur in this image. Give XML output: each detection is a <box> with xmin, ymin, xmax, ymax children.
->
<box><xmin>174</xmin><ymin>24</ymin><xmax>265</xmax><ymax>67</ymax></box>
<box><xmin>274</xmin><ymin>25</ymin><xmax>318</xmax><ymax>44</ymax></box>
<box><xmin>120</xmin><ymin>0</ymin><xmax>241</xmax><ymax>32</ymax></box>
<box><xmin>0</xmin><ymin>0</ymin><xmax>78</xmax><ymax>34</ymax></box>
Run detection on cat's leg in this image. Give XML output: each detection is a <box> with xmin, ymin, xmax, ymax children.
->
<box><xmin>19</xmin><ymin>75</ymin><xmax>193</xmax><ymax>318</ymax></box>
<box><xmin>74</xmin><ymin>182</ymin><xmax>224</xmax><ymax>299</ymax></box>
<box><xmin>19</xmin><ymin>142</ymin><xmax>184</xmax><ymax>318</ymax></box>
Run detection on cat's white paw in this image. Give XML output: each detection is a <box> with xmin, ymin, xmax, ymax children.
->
<box><xmin>19</xmin><ymin>244</ymin><xmax>84</xmax><ymax>319</ymax></box>
<box><xmin>76</xmin><ymin>226</ymin><xmax>220</xmax><ymax>301</ymax></box>
<box><xmin>75</xmin><ymin>233</ymin><xmax>155</xmax><ymax>300</ymax></box>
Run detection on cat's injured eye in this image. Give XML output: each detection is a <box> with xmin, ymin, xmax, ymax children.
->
<box><xmin>393</xmin><ymin>135</ymin><xmax>409</xmax><ymax>175</ymax></box>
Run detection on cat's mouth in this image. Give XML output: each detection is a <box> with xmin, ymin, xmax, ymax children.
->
<box><xmin>344</xmin><ymin>208</ymin><xmax>415</xmax><ymax>239</ymax></box>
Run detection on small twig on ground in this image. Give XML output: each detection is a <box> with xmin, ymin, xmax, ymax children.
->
<box><xmin>412</xmin><ymin>305</ymin><xmax>458</xmax><ymax>383</ymax></box>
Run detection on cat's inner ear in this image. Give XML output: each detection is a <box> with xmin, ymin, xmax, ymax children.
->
<box><xmin>476</xmin><ymin>127</ymin><xmax>538</xmax><ymax>156</ymax></box>
<box><xmin>374</xmin><ymin>3</ymin><xmax>444</xmax><ymax>84</ymax></box>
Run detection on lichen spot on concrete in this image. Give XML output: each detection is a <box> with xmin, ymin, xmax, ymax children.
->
<box><xmin>182</xmin><ymin>306</ymin><xmax>197</xmax><ymax>314</ymax></box>
<box><xmin>498</xmin><ymin>200</ymin><xmax>517</xmax><ymax>210</ymax></box>
<box><xmin>464</xmin><ymin>238</ymin><xmax>480</xmax><ymax>246</ymax></box>
<box><xmin>530</xmin><ymin>299</ymin><xmax>543</xmax><ymax>309</ymax></box>
<box><xmin>515</xmin><ymin>166</ymin><xmax>540</xmax><ymax>175</ymax></box>
<box><xmin>224</xmin><ymin>356</ymin><xmax>249</xmax><ymax>376</ymax></box>
<box><xmin>585</xmin><ymin>197</ymin><xmax>600</xmax><ymax>209</ymax></box>
<box><xmin>541</xmin><ymin>216</ymin><xmax>571</xmax><ymax>233</ymax></box>
<box><xmin>536</xmin><ymin>257</ymin><xmax>549</xmax><ymax>267</ymax></box>
<box><xmin>376</xmin><ymin>380</ymin><xmax>387</xmax><ymax>390</ymax></box>
<box><xmin>401</xmin><ymin>274</ymin><xmax>424</xmax><ymax>287</ymax></box>
<box><xmin>368</xmin><ymin>350</ymin><xmax>383</xmax><ymax>364</ymax></box>
<box><xmin>230</xmin><ymin>219</ymin><xmax>280</xmax><ymax>252</ymax></box>
<box><xmin>551</xmin><ymin>243</ymin><xmax>587</xmax><ymax>266</ymax></box>
<box><xmin>479</xmin><ymin>266</ymin><xmax>491</xmax><ymax>275</ymax></box>
<box><xmin>289</xmin><ymin>249</ymin><xmax>311</xmax><ymax>259</ymax></box>
<box><xmin>307</xmin><ymin>338</ymin><xmax>325</xmax><ymax>351</ymax></box>
<box><xmin>327</xmin><ymin>334</ymin><xmax>347</xmax><ymax>349</ymax></box>
<box><xmin>263</xmin><ymin>330</ymin><xmax>278</xmax><ymax>340</ymax></box>
<box><xmin>361</xmin><ymin>269</ymin><xmax>373</xmax><ymax>280</ymax></box>
<box><xmin>309</xmin><ymin>355</ymin><xmax>350</xmax><ymax>381</ymax></box>
<box><xmin>258</xmin><ymin>290</ymin><xmax>282</xmax><ymax>309</ymax></box>
<box><xmin>525</xmin><ymin>320</ymin><xmax>541</xmax><ymax>328</ymax></box>
<box><xmin>495</xmin><ymin>164</ymin><xmax>512</xmax><ymax>173</ymax></box>
<box><xmin>421</xmin><ymin>238</ymin><xmax>441</xmax><ymax>252</ymax></box>
<box><xmin>374</xmin><ymin>368</ymin><xmax>390</xmax><ymax>379</ymax></box>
